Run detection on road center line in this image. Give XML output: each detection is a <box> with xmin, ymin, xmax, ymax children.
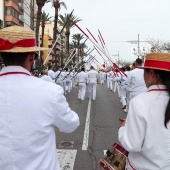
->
<box><xmin>82</xmin><ymin>99</ymin><xmax>91</xmax><ymax>150</ymax></box>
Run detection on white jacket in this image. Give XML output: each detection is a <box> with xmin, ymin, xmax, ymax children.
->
<box><xmin>119</xmin><ymin>85</ymin><xmax>170</xmax><ymax>170</ymax></box>
<box><xmin>77</xmin><ymin>71</ymin><xmax>88</xmax><ymax>83</ymax></box>
<box><xmin>0</xmin><ymin>66</ymin><xmax>80</xmax><ymax>170</ymax></box>
<box><xmin>126</xmin><ymin>68</ymin><xmax>147</xmax><ymax>92</ymax></box>
<box><xmin>87</xmin><ymin>69</ymin><xmax>98</xmax><ymax>83</ymax></box>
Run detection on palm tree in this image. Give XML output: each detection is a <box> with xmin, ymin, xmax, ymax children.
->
<box><xmin>41</xmin><ymin>11</ymin><xmax>53</xmax><ymax>47</ymax></box>
<box><xmin>70</xmin><ymin>35</ymin><xmax>87</xmax><ymax>66</ymax></box>
<box><xmin>58</xmin><ymin>51</ymin><xmax>67</xmax><ymax>67</ymax></box>
<box><xmin>72</xmin><ymin>34</ymin><xmax>84</xmax><ymax>46</ymax></box>
<box><xmin>58</xmin><ymin>13</ymin><xmax>82</xmax><ymax>58</ymax></box>
<box><xmin>72</xmin><ymin>34</ymin><xmax>85</xmax><ymax>63</ymax></box>
<box><xmin>52</xmin><ymin>0</ymin><xmax>67</xmax><ymax>67</ymax></box>
<box><xmin>35</xmin><ymin>0</ymin><xmax>49</xmax><ymax>46</ymax></box>
<box><xmin>77</xmin><ymin>41</ymin><xmax>87</xmax><ymax>66</ymax></box>
<box><xmin>69</xmin><ymin>40</ymin><xmax>78</xmax><ymax>65</ymax></box>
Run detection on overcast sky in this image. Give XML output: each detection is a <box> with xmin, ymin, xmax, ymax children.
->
<box><xmin>43</xmin><ymin>0</ymin><xmax>170</xmax><ymax>65</ymax></box>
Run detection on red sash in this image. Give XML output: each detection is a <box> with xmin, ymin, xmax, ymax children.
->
<box><xmin>0</xmin><ymin>72</ymin><xmax>31</xmax><ymax>76</ymax></box>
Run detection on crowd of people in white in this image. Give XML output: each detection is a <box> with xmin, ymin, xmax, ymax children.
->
<box><xmin>41</xmin><ymin>57</ymin><xmax>147</xmax><ymax>113</ymax></box>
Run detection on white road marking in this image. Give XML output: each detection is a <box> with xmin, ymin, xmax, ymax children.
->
<box><xmin>57</xmin><ymin>149</ymin><xmax>77</xmax><ymax>170</ymax></box>
<box><xmin>82</xmin><ymin>99</ymin><xmax>91</xmax><ymax>150</ymax></box>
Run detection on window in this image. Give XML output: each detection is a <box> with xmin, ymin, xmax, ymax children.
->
<box><xmin>15</xmin><ymin>10</ymin><xmax>18</xmax><ymax>19</ymax></box>
<box><xmin>6</xmin><ymin>21</ymin><xmax>15</xmax><ymax>27</ymax></box>
<box><xmin>12</xmin><ymin>8</ymin><xmax>15</xmax><ymax>16</ymax></box>
<box><xmin>11</xmin><ymin>8</ymin><xmax>18</xmax><ymax>19</ymax></box>
<box><xmin>6</xmin><ymin>7</ymin><xmax>11</xmax><ymax>15</ymax></box>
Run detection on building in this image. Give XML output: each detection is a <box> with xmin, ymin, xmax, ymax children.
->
<box><xmin>0</xmin><ymin>0</ymin><xmax>36</xmax><ymax>30</ymax></box>
<box><xmin>40</xmin><ymin>34</ymin><xmax>53</xmax><ymax>64</ymax></box>
<box><xmin>39</xmin><ymin>21</ymin><xmax>66</xmax><ymax>66</ymax></box>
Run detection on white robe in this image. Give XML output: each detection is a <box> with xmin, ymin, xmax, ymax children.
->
<box><xmin>0</xmin><ymin>66</ymin><xmax>80</xmax><ymax>170</ymax></box>
<box><xmin>119</xmin><ymin>85</ymin><xmax>170</xmax><ymax>170</ymax></box>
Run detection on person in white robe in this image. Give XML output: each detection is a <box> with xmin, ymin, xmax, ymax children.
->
<box><xmin>87</xmin><ymin>66</ymin><xmax>99</xmax><ymax>100</ymax></box>
<box><xmin>118</xmin><ymin>52</ymin><xmax>170</xmax><ymax>170</ymax></box>
<box><xmin>41</xmin><ymin>70</ymin><xmax>54</xmax><ymax>82</ymax></box>
<box><xmin>76</xmin><ymin>67</ymin><xmax>88</xmax><ymax>100</ymax></box>
<box><xmin>124</xmin><ymin>58</ymin><xmax>147</xmax><ymax>112</ymax></box>
<box><xmin>106</xmin><ymin>70</ymin><xmax>110</xmax><ymax>89</ymax></box>
<box><xmin>119</xmin><ymin>67</ymin><xmax>130</xmax><ymax>109</ymax></box>
<box><xmin>0</xmin><ymin>26</ymin><xmax>80</xmax><ymax>170</ymax></box>
<box><xmin>47</xmin><ymin>65</ymin><xmax>55</xmax><ymax>80</ymax></box>
<box><xmin>100</xmin><ymin>70</ymin><xmax>106</xmax><ymax>85</ymax></box>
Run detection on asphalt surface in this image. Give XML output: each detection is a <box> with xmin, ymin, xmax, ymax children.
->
<box><xmin>55</xmin><ymin>82</ymin><xmax>127</xmax><ymax>170</ymax></box>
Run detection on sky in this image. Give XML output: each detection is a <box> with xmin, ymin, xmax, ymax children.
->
<box><xmin>43</xmin><ymin>0</ymin><xmax>170</xmax><ymax>66</ymax></box>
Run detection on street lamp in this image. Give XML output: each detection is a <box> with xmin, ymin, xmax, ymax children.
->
<box><xmin>111</xmin><ymin>51</ymin><xmax>120</xmax><ymax>65</ymax></box>
<box><xmin>127</xmin><ymin>34</ymin><xmax>150</xmax><ymax>61</ymax></box>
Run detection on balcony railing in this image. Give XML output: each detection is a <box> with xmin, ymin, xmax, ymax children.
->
<box><xmin>18</xmin><ymin>0</ymin><xmax>24</xmax><ymax>3</ymax></box>
<box><xmin>19</xmin><ymin>6</ymin><xmax>24</xmax><ymax>14</ymax></box>
<box><xmin>19</xmin><ymin>19</ymin><xmax>24</xmax><ymax>26</ymax></box>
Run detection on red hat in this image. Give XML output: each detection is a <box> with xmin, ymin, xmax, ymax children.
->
<box><xmin>137</xmin><ymin>52</ymin><xmax>170</xmax><ymax>72</ymax></box>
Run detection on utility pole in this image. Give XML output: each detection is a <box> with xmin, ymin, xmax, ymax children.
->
<box><xmin>137</xmin><ymin>34</ymin><xmax>140</xmax><ymax>58</ymax></box>
<box><xmin>118</xmin><ymin>51</ymin><xmax>119</xmax><ymax>65</ymax></box>
<box><xmin>111</xmin><ymin>51</ymin><xmax>120</xmax><ymax>65</ymax></box>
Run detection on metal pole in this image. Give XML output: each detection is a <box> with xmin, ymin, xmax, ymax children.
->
<box><xmin>138</xmin><ymin>34</ymin><xmax>139</xmax><ymax>58</ymax></box>
<box><xmin>118</xmin><ymin>51</ymin><xmax>119</xmax><ymax>65</ymax></box>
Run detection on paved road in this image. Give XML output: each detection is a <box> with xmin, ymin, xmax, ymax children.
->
<box><xmin>55</xmin><ymin>83</ymin><xmax>127</xmax><ymax>170</ymax></box>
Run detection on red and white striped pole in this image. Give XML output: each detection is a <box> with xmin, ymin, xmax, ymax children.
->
<box><xmin>71</xmin><ymin>20</ymin><xmax>110</xmax><ymax>60</ymax></box>
<box><xmin>71</xmin><ymin>21</ymin><xmax>127</xmax><ymax>76</ymax></box>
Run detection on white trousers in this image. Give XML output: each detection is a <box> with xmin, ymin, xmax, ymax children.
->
<box><xmin>109</xmin><ymin>78</ymin><xmax>113</xmax><ymax>91</ymax></box>
<box><xmin>56</xmin><ymin>80</ymin><xmax>64</xmax><ymax>89</ymax></box>
<box><xmin>88</xmin><ymin>82</ymin><xmax>97</xmax><ymax>100</ymax></box>
<box><xmin>126</xmin><ymin>90</ymin><xmax>130</xmax><ymax>111</ymax></box>
<box><xmin>114</xmin><ymin>81</ymin><xmax>120</xmax><ymax>96</ymax></box>
<box><xmin>107</xmin><ymin>78</ymin><xmax>110</xmax><ymax>88</ymax></box>
<box><xmin>71</xmin><ymin>78</ymin><xmax>75</xmax><ymax>88</ymax></box>
<box><xmin>66</xmin><ymin>79</ymin><xmax>72</xmax><ymax>93</ymax></box>
<box><xmin>119</xmin><ymin>85</ymin><xmax>127</xmax><ymax>107</ymax></box>
<box><xmin>101</xmin><ymin>78</ymin><xmax>105</xmax><ymax>85</ymax></box>
<box><xmin>78</xmin><ymin>83</ymin><xmax>86</xmax><ymax>100</ymax></box>
<box><xmin>63</xmin><ymin>80</ymin><xmax>67</xmax><ymax>93</ymax></box>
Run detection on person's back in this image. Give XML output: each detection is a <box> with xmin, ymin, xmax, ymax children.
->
<box><xmin>41</xmin><ymin>70</ymin><xmax>53</xmax><ymax>82</ymax></box>
<box><xmin>76</xmin><ymin>68</ymin><xmax>88</xmax><ymax>100</ymax></box>
<box><xmin>0</xmin><ymin>66</ymin><xmax>79</xmax><ymax>170</ymax></box>
<box><xmin>120</xmin><ymin>86</ymin><xmax>170</xmax><ymax>169</ymax></box>
<box><xmin>77</xmin><ymin>71</ymin><xmax>88</xmax><ymax>83</ymax></box>
<box><xmin>87</xmin><ymin>66</ymin><xmax>98</xmax><ymax>100</ymax></box>
<box><xmin>126</xmin><ymin>58</ymin><xmax>147</xmax><ymax>101</ymax></box>
<box><xmin>118</xmin><ymin>52</ymin><xmax>170</xmax><ymax>170</ymax></box>
<box><xmin>101</xmin><ymin>71</ymin><xmax>106</xmax><ymax>79</ymax></box>
<box><xmin>0</xmin><ymin>26</ymin><xmax>79</xmax><ymax>170</ymax></box>
<box><xmin>48</xmin><ymin>66</ymin><xmax>55</xmax><ymax>80</ymax></box>
<box><xmin>87</xmin><ymin>68</ymin><xmax>98</xmax><ymax>83</ymax></box>
<box><xmin>126</xmin><ymin>68</ymin><xmax>147</xmax><ymax>92</ymax></box>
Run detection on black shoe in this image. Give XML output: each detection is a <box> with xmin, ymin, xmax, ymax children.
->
<box><xmin>122</xmin><ymin>105</ymin><xmax>126</xmax><ymax>109</ymax></box>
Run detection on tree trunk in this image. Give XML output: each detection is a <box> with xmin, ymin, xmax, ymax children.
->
<box><xmin>65</xmin><ymin>30</ymin><xmax>70</xmax><ymax>59</ymax></box>
<box><xmin>35</xmin><ymin>4</ymin><xmax>43</xmax><ymax>46</ymax></box>
<box><xmin>35</xmin><ymin>0</ymin><xmax>47</xmax><ymax>46</ymax></box>
<box><xmin>73</xmin><ymin>50</ymin><xmax>76</xmax><ymax>65</ymax></box>
<box><xmin>61</xmin><ymin>55</ymin><xmax>63</xmax><ymax>67</ymax></box>
<box><xmin>53</xmin><ymin>1</ymin><xmax>59</xmax><ymax>68</ymax></box>
<box><xmin>41</xmin><ymin>22</ymin><xmax>45</xmax><ymax>47</ymax></box>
